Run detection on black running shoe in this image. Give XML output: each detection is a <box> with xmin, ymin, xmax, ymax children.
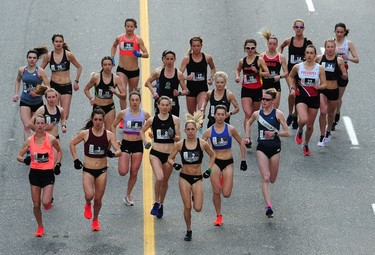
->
<box><xmin>184</xmin><ymin>230</ymin><xmax>192</xmax><ymax>241</ymax></box>
<box><xmin>292</xmin><ymin>115</ymin><xmax>298</xmax><ymax>129</ymax></box>
<box><xmin>156</xmin><ymin>205</ymin><xmax>163</xmax><ymax>219</ymax></box>
<box><xmin>286</xmin><ymin>115</ymin><xmax>293</xmax><ymax>126</ymax></box>
<box><xmin>266</xmin><ymin>207</ymin><xmax>274</xmax><ymax>218</ymax></box>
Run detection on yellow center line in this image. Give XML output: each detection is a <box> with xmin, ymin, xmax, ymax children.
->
<box><xmin>139</xmin><ymin>0</ymin><xmax>155</xmax><ymax>254</ymax></box>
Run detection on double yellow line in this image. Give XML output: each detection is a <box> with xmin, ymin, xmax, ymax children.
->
<box><xmin>139</xmin><ymin>0</ymin><xmax>155</xmax><ymax>254</ymax></box>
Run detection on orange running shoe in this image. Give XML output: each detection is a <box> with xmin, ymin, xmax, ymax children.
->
<box><xmin>44</xmin><ymin>203</ymin><xmax>52</xmax><ymax>210</ymax></box>
<box><xmin>35</xmin><ymin>226</ymin><xmax>44</xmax><ymax>237</ymax></box>
<box><xmin>84</xmin><ymin>203</ymin><xmax>92</xmax><ymax>219</ymax></box>
<box><xmin>214</xmin><ymin>215</ymin><xmax>223</xmax><ymax>226</ymax></box>
<box><xmin>295</xmin><ymin>131</ymin><xmax>303</xmax><ymax>145</ymax></box>
<box><xmin>303</xmin><ymin>145</ymin><xmax>311</xmax><ymax>156</ymax></box>
<box><xmin>92</xmin><ymin>219</ymin><xmax>100</xmax><ymax>231</ymax></box>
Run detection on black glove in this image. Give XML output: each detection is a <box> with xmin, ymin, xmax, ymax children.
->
<box><xmin>23</xmin><ymin>156</ymin><xmax>31</xmax><ymax>166</ymax></box>
<box><xmin>167</xmin><ymin>127</ymin><xmax>175</xmax><ymax>138</ymax></box>
<box><xmin>203</xmin><ymin>168</ymin><xmax>212</xmax><ymax>178</ymax></box>
<box><xmin>144</xmin><ymin>142</ymin><xmax>151</xmax><ymax>149</ymax></box>
<box><xmin>106</xmin><ymin>150</ymin><xmax>115</xmax><ymax>158</ymax></box>
<box><xmin>240</xmin><ymin>160</ymin><xmax>247</xmax><ymax>171</ymax></box>
<box><xmin>54</xmin><ymin>162</ymin><xmax>61</xmax><ymax>175</ymax></box>
<box><xmin>74</xmin><ymin>159</ymin><xmax>83</xmax><ymax>170</ymax></box>
<box><xmin>173</xmin><ymin>163</ymin><xmax>182</xmax><ymax>171</ymax></box>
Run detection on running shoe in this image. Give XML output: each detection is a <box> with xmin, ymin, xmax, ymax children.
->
<box><xmin>292</xmin><ymin>116</ymin><xmax>298</xmax><ymax>129</ymax></box>
<box><xmin>317</xmin><ymin>136</ymin><xmax>325</xmax><ymax>147</ymax></box>
<box><xmin>156</xmin><ymin>205</ymin><xmax>164</xmax><ymax>219</ymax></box>
<box><xmin>214</xmin><ymin>215</ymin><xmax>223</xmax><ymax>226</ymax></box>
<box><xmin>91</xmin><ymin>219</ymin><xmax>100</xmax><ymax>231</ymax></box>
<box><xmin>123</xmin><ymin>196</ymin><xmax>134</xmax><ymax>206</ymax></box>
<box><xmin>303</xmin><ymin>145</ymin><xmax>310</xmax><ymax>156</ymax></box>
<box><xmin>286</xmin><ymin>115</ymin><xmax>293</xmax><ymax>126</ymax></box>
<box><xmin>323</xmin><ymin>135</ymin><xmax>331</xmax><ymax>144</ymax></box>
<box><xmin>44</xmin><ymin>203</ymin><xmax>53</xmax><ymax>210</ymax></box>
<box><xmin>35</xmin><ymin>226</ymin><xmax>44</xmax><ymax>237</ymax></box>
<box><xmin>295</xmin><ymin>131</ymin><xmax>303</xmax><ymax>145</ymax></box>
<box><xmin>266</xmin><ymin>207</ymin><xmax>274</xmax><ymax>218</ymax></box>
<box><xmin>84</xmin><ymin>203</ymin><xmax>92</xmax><ymax>219</ymax></box>
<box><xmin>184</xmin><ymin>230</ymin><xmax>192</xmax><ymax>241</ymax></box>
<box><xmin>150</xmin><ymin>202</ymin><xmax>160</xmax><ymax>216</ymax></box>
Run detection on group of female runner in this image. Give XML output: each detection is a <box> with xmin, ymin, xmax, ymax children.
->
<box><xmin>14</xmin><ymin>18</ymin><xmax>358</xmax><ymax>241</ymax></box>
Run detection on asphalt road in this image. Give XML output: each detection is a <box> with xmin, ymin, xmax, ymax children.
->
<box><xmin>0</xmin><ymin>0</ymin><xmax>374</xmax><ymax>254</ymax></box>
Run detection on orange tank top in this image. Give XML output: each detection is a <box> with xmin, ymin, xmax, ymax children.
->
<box><xmin>30</xmin><ymin>133</ymin><xmax>54</xmax><ymax>170</ymax></box>
<box><xmin>119</xmin><ymin>34</ymin><xmax>140</xmax><ymax>56</ymax></box>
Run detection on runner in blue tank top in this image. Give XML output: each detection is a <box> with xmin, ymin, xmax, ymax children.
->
<box><xmin>13</xmin><ymin>47</ymin><xmax>50</xmax><ymax>141</ymax></box>
<box><xmin>245</xmin><ymin>88</ymin><xmax>289</xmax><ymax>218</ymax></box>
<box><xmin>202</xmin><ymin>105</ymin><xmax>247</xmax><ymax>226</ymax></box>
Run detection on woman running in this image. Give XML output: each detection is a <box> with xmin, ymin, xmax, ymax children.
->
<box><xmin>111</xmin><ymin>89</ymin><xmax>150</xmax><ymax>206</ymax></box>
<box><xmin>41</xmin><ymin>34</ymin><xmax>82</xmax><ymax>120</ymax></box>
<box><xmin>315</xmin><ymin>39</ymin><xmax>347</xmax><ymax>146</ymax></box>
<box><xmin>201</xmin><ymin>71</ymin><xmax>240</xmax><ymax>128</ymax></box>
<box><xmin>235</xmin><ymin>39</ymin><xmax>270</xmax><ymax>146</ymax></box>
<box><xmin>245</xmin><ymin>88</ymin><xmax>289</xmax><ymax>218</ymax></box>
<box><xmin>287</xmin><ymin>45</ymin><xmax>327</xmax><ymax>156</ymax></box>
<box><xmin>145</xmin><ymin>50</ymin><xmax>188</xmax><ymax>117</ymax></box>
<box><xmin>31</xmin><ymin>88</ymin><xmax>66</xmax><ymax>173</ymax></box>
<box><xmin>202</xmin><ymin>105</ymin><xmax>247</xmax><ymax>226</ymax></box>
<box><xmin>332</xmin><ymin>22</ymin><xmax>359</xmax><ymax>130</ymax></box>
<box><xmin>13</xmin><ymin>47</ymin><xmax>50</xmax><ymax>140</ymax></box>
<box><xmin>279</xmin><ymin>19</ymin><xmax>313</xmax><ymax>129</ymax></box>
<box><xmin>260</xmin><ymin>30</ymin><xmax>288</xmax><ymax>109</ymax></box>
<box><xmin>111</xmin><ymin>18</ymin><xmax>149</xmax><ymax>109</ymax></box>
<box><xmin>167</xmin><ymin>111</ymin><xmax>215</xmax><ymax>241</ymax></box>
<box><xmin>70</xmin><ymin>107</ymin><xmax>121</xmax><ymax>231</ymax></box>
<box><xmin>17</xmin><ymin>114</ymin><xmax>62</xmax><ymax>237</ymax></box>
<box><xmin>180</xmin><ymin>36</ymin><xmax>216</xmax><ymax>115</ymax></box>
<box><xmin>84</xmin><ymin>56</ymin><xmax>126</xmax><ymax>130</ymax></box>
<box><xmin>140</xmin><ymin>96</ymin><xmax>181</xmax><ymax>219</ymax></box>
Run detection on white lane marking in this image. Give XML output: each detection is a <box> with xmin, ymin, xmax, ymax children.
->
<box><xmin>320</xmin><ymin>47</ymin><xmax>325</xmax><ymax>55</ymax></box>
<box><xmin>372</xmin><ymin>204</ymin><xmax>375</xmax><ymax>215</ymax></box>
<box><xmin>342</xmin><ymin>116</ymin><xmax>359</xmax><ymax>146</ymax></box>
<box><xmin>306</xmin><ymin>0</ymin><xmax>315</xmax><ymax>12</ymax></box>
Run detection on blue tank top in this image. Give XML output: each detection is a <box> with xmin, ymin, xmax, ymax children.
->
<box><xmin>210</xmin><ymin>123</ymin><xmax>232</xmax><ymax>150</ymax></box>
<box><xmin>123</xmin><ymin>108</ymin><xmax>145</xmax><ymax>135</ymax></box>
<box><xmin>20</xmin><ymin>67</ymin><xmax>43</xmax><ymax>105</ymax></box>
<box><xmin>257</xmin><ymin>109</ymin><xmax>281</xmax><ymax>147</ymax></box>
<box><xmin>180</xmin><ymin>138</ymin><xmax>203</xmax><ymax>165</ymax></box>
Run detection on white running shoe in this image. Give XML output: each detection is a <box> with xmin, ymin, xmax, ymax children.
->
<box><xmin>123</xmin><ymin>196</ymin><xmax>134</xmax><ymax>206</ymax></box>
<box><xmin>323</xmin><ymin>136</ymin><xmax>331</xmax><ymax>143</ymax></box>
<box><xmin>317</xmin><ymin>141</ymin><xmax>325</xmax><ymax>147</ymax></box>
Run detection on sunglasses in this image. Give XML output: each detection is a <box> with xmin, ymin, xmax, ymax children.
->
<box><xmin>261</xmin><ymin>97</ymin><xmax>273</xmax><ymax>102</ymax></box>
<box><xmin>294</xmin><ymin>26</ymin><xmax>305</xmax><ymax>29</ymax></box>
<box><xmin>245</xmin><ymin>46</ymin><xmax>256</xmax><ymax>50</ymax></box>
